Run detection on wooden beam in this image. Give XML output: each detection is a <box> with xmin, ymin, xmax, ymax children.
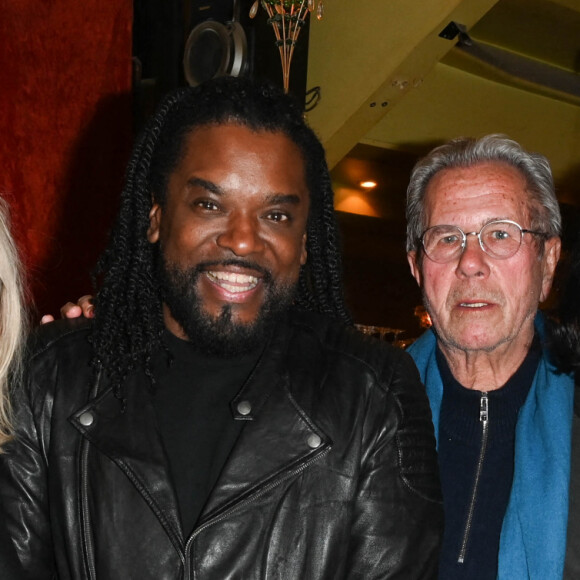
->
<box><xmin>306</xmin><ymin>0</ymin><xmax>501</xmax><ymax>168</ymax></box>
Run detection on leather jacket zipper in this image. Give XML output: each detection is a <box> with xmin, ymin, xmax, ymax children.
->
<box><xmin>80</xmin><ymin>368</ymin><xmax>102</xmax><ymax>580</ymax></box>
<box><xmin>81</xmin><ymin>439</ymin><xmax>97</xmax><ymax>580</ymax></box>
<box><xmin>183</xmin><ymin>445</ymin><xmax>330</xmax><ymax>579</ymax></box>
<box><xmin>457</xmin><ymin>391</ymin><xmax>489</xmax><ymax>564</ymax></box>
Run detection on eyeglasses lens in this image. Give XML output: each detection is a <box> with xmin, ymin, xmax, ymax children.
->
<box><xmin>423</xmin><ymin>226</ymin><xmax>463</xmax><ymax>262</ymax></box>
<box><xmin>480</xmin><ymin>221</ymin><xmax>522</xmax><ymax>258</ymax></box>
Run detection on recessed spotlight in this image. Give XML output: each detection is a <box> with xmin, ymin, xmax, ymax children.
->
<box><xmin>359</xmin><ymin>180</ymin><xmax>377</xmax><ymax>189</ymax></box>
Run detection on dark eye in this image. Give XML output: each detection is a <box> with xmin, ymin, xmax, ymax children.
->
<box><xmin>194</xmin><ymin>200</ymin><xmax>220</xmax><ymax>211</ymax></box>
<box><xmin>265</xmin><ymin>211</ymin><xmax>290</xmax><ymax>223</ymax></box>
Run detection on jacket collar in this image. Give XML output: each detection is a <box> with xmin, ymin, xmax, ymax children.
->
<box><xmin>199</xmin><ymin>315</ymin><xmax>332</xmax><ymax>528</ymax></box>
<box><xmin>69</xmin><ymin>313</ymin><xmax>331</xmax><ymax>541</ymax></box>
<box><xmin>68</xmin><ymin>369</ymin><xmax>185</xmax><ymax>544</ymax></box>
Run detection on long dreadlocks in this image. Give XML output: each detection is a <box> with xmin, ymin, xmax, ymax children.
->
<box><xmin>92</xmin><ymin>76</ymin><xmax>351</xmax><ymax>397</ymax></box>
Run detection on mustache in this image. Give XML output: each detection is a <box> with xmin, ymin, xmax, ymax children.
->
<box><xmin>194</xmin><ymin>259</ymin><xmax>273</xmax><ymax>284</ymax></box>
<box><xmin>447</xmin><ymin>288</ymin><xmax>504</xmax><ymax>305</ymax></box>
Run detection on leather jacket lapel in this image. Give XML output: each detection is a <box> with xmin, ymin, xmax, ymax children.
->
<box><xmin>67</xmin><ymin>316</ymin><xmax>331</xmax><ymax>542</ymax></box>
<box><xmin>198</xmin><ymin>317</ymin><xmax>332</xmax><ymax>527</ymax></box>
<box><xmin>68</xmin><ymin>373</ymin><xmax>183</xmax><ymax>545</ymax></box>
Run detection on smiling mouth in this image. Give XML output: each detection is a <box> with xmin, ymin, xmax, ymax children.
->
<box><xmin>206</xmin><ymin>271</ymin><xmax>259</xmax><ymax>294</ymax></box>
<box><xmin>459</xmin><ymin>302</ymin><xmax>490</xmax><ymax>308</ymax></box>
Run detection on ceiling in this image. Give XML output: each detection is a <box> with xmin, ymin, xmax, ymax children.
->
<box><xmin>305</xmin><ymin>0</ymin><xmax>580</xmax><ymax>217</ymax></box>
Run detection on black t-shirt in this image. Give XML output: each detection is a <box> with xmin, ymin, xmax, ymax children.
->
<box><xmin>437</xmin><ymin>338</ymin><xmax>540</xmax><ymax>580</ymax></box>
<box><xmin>152</xmin><ymin>331</ymin><xmax>263</xmax><ymax>537</ymax></box>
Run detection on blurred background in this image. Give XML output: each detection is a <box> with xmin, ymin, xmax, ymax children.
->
<box><xmin>1</xmin><ymin>0</ymin><xmax>578</xmax><ymax>341</ymax></box>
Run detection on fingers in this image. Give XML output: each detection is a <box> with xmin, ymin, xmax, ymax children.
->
<box><xmin>41</xmin><ymin>295</ymin><xmax>96</xmax><ymax>325</ymax></box>
<box><xmin>60</xmin><ymin>303</ymin><xmax>83</xmax><ymax>319</ymax></box>
<box><xmin>77</xmin><ymin>295</ymin><xmax>95</xmax><ymax>318</ymax></box>
<box><xmin>60</xmin><ymin>296</ymin><xmax>95</xmax><ymax>319</ymax></box>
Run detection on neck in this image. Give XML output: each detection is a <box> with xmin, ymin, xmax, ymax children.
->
<box><xmin>438</xmin><ymin>327</ymin><xmax>535</xmax><ymax>391</ymax></box>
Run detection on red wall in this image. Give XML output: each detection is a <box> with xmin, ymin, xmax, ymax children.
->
<box><xmin>0</xmin><ymin>1</ymin><xmax>133</xmax><ymax>317</ymax></box>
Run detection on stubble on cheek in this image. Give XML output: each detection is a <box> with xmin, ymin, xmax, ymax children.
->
<box><xmin>422</xmin><ymin>284</ymin><xmax>506</xmax><ymax>349</ymax></box>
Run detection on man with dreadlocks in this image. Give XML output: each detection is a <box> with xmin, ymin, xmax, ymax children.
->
<box><xmin>0</xmin><ymin>77</ymin><xmax>442</xmax><ymax>579</ymax></box>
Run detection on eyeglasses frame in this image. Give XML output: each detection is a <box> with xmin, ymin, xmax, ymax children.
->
<box><xmin>418</xmin><ymin>219</ymin><xmax>549</xmax><ymax>263</ymax></box>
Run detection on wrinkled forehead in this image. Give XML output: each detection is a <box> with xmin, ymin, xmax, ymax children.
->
<box><xmin>422</xmin><ymin>163</ymin><xmax>533</xmax><ymax>228</ymax></box>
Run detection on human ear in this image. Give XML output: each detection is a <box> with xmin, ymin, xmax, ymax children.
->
<box><xmin>407</xmin><ymin>250</ymin><xmax>422</xmax><ymax>286</ymax></box>
<box><xmin>539</xmin><ymin>236</ymin><xmax>561</xmax><ymax>302</ymax></box>
<box><xmin>147</xmin><ymin>202</ymin><xmax>162</xmax><ymax>243</ymax></box>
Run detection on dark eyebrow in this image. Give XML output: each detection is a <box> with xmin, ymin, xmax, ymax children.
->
<box><xmin>186</xmin><ymin>179</ymin><xmax>303</xmax><ymax>206</ymax></box>
<box><xmin>266</xmin><ymin>193</ymin><xmax>302</xmax><ymax>206</ymax></box>
<box><xmin>186</xmin><ymin>177</ymin><xmax>224</xmax><ymax>195</ymax></box>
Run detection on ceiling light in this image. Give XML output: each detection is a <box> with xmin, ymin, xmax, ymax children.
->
<box><xmin>359</xmin><ymin>180</ymin><xmax>377</xmax><ymax>189</ymax></box>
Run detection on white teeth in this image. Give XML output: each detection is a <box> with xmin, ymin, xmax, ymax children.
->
<box><xmin>461</xmin><ymin>302</ymin><xmax>488</xmax><ymax>308</ymax></box>
<box><xmin>209</xmin><ymin>271</ymin><xmax>258</xmax><ymax>284</ymax></box>
<box><xmin>207</xmin><ymin>271</ymin><xmax>259</xmax><ymax>293</ymax></box>
<box><xmin>219</xmin><ymin>282</ymin><xmax>256</xmax><ymax>293</ymax></box>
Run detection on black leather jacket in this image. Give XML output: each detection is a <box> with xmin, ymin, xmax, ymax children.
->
<box><xmin>0</xmin><ymin>313</ymin><xmax>442</xmax><ymax>579</ymax></box>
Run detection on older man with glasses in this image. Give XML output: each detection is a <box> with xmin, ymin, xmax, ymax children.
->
<box><xmin>405</xmin><ymin>135</ymin><xmax>573</xmax><ymax>580</ymax></box>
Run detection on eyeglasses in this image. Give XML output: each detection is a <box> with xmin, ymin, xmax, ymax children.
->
<box><xmin>420</xmin><ymin>219</ymin><xmax>548</xmax><ymax>263</ymax></box>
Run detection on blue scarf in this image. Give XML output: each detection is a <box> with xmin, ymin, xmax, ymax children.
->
<box><xmin>408</xmin><ymin>319</ymin><xmax>574</xmax><ymax>579</ymax></box>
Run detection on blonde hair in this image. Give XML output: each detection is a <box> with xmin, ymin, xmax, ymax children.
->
<box><xmin>0</xmin><ymin>198</ymin><xmax>27</xmax><ymax>450</ymax></box>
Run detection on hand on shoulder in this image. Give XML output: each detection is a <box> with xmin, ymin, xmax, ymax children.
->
<box><xmin>40</xmin><ymin>295</ymin><xmax>94</xmax><ymax>324</ymax></box>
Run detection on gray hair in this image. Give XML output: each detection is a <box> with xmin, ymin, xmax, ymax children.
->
<box><xmin>405</xmin><ymin>134</ymin><xmax>561</xmax><ymax>252</ymax></box>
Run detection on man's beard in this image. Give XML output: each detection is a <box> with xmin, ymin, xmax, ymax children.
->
<box><xmin>157</xmin><ymin>252</ymin><xmax>298</xmax><ymax>357</ymax></box>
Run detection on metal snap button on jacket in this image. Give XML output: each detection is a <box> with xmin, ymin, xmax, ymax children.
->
<box><xmin>307</xmin><ymin>434</ymin><xmax>322</xmax><ymax>449</ymax></box>
<box><xmin>79</xmin><ymin>411</ymin><xmax>94</xmax><ymax>427</ymax></box>
<box><xmin>237</xmin><ymin>401</ymin><xmax>252</xmax><ymax>416</ymax></box>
